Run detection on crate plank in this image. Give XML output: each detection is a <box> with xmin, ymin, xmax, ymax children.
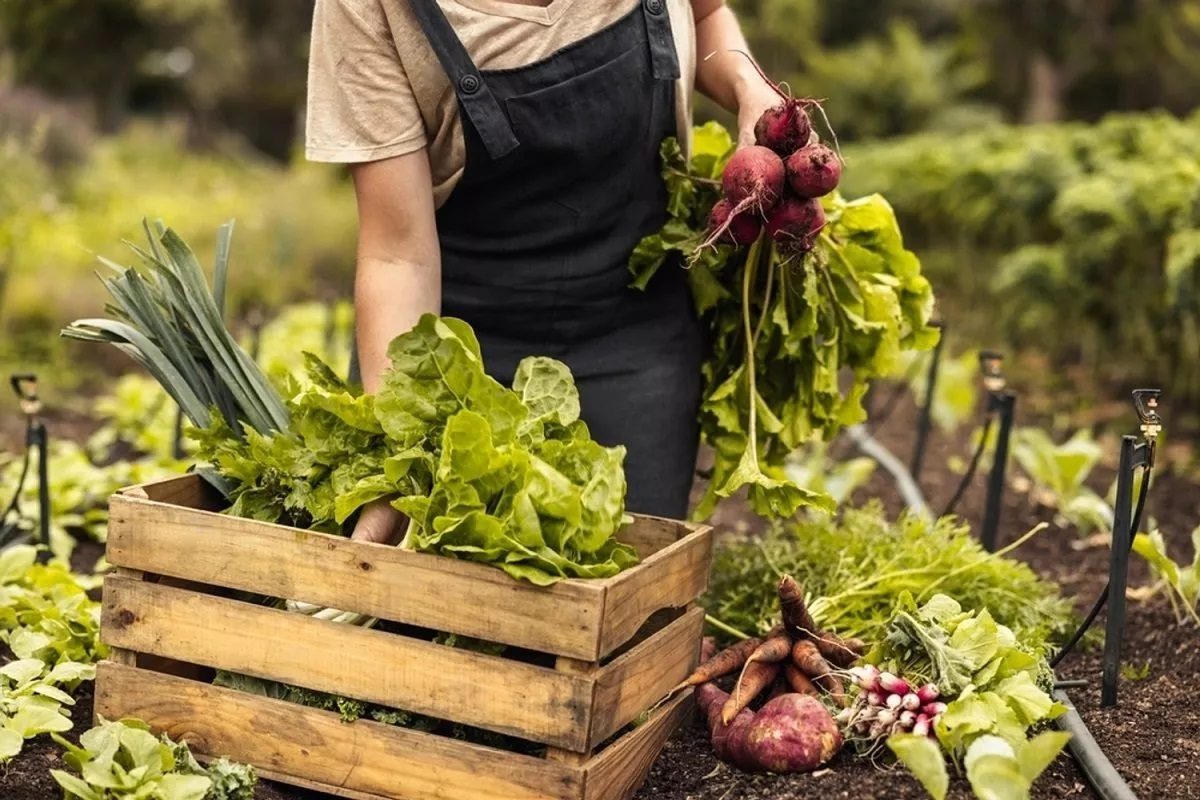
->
<box><xmin>614</xmin><ymin>516</ymin><xmax>687</xmax><ymax>558</ymax></box>
<box><xmin>101</xmin><ymin>575</ymin><xmax>593</xmax><ymax>751</ymax></box>
<box><xmin>95</xmin><ymin>662</ymin><xmax>583</xmax><ymax>800</ymax></box>
<box><xmin>583</xmin><ymin>689</ymin><xmax>692</xmax><ymax>800</ymax></box>
<box><xmin>120</xmin><ymin>474</ymin><xmax>224</xmax><ymax>510</ymax></box>
<box><xmin>106</xmin><ymin>492</ymin><xmax>608</xmax><ymax>659</ymax></box>
<box><xmin>597</xmin><ymin>525</ymin><xmax>712</xmax><ymax>657</ymax></box>
<box><xmin>589</xmin><ymin>606</ymin><xmax>704</xmax><ymax>747</ymax></box>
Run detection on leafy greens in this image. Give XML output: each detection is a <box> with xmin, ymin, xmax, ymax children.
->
<box><xmin>630</xmin><ymin>123</ymin><xmax>939</xmax><ymax>518</ymax></box>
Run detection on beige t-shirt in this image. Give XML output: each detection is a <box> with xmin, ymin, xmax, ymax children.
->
<box><xmin>306</xmin><ymin>0</ymin><xmax>696</xmax><ymax>207</ymax></box>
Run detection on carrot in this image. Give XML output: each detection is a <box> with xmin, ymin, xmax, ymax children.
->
<box><xmin>783</xmin><ymin>663</ymin><xmax>819</xmax><ymax>696</ymax></box>
<box><xmin>791</xmin><ymin>640</ymin><xmax>836</xmax><ymax>691</ymax></box>
<box><xmin>745</xmin><ymin>630</ymin><xmax>793</xmax><ymax>667</ymax></box>
<box><xmin>672</xmin><ymin>634</ymin><xmax>764</xmax><ymax>693</ymax></box>
<box><xmin>811</xmin><ymin>631</ymin><xmax>866</xmax><ymax>669</ymax></box>
<box><xmin>777</xmin><ymin>575</ymin><xmax>818</xmax><ymax>638</ymax></box>
<box><xmin>723</xmin><ymin>660</ymin><xmax>781</xmax><ymax>725</ymax></box>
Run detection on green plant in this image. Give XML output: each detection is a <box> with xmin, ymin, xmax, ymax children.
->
<box><xmin>51</xmin><ymin>717</ymin><xmax>256</xmax><ymax>800</ymax></box>
<box><xmin>889</xmin><ymin>348</ymin><xmax>980</xmax><ymax>433</ymax></box>
<box><xmin>1011</xmin><ymin>427</ymin><xmax>1112</xmax><ymax>534</ymax></box>
<box><xmin>1132</xmin><ymin>527</ymin><xmax>1200</xmax><ymax>626</ymax></box>
<box><xmin>703</xmin><ymin>503</ymin><xmax>1074</xmax><ymax>648</ymax></box>
<box><xmin>782</xmin><ymin>440</ymin><xmax>875</xmax><ymax>509</ymax></box>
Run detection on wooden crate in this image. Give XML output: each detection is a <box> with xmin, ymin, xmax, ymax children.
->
<box><xmin>95</xmin><ymin>474</ymin><xmax>714</xmax><ymax>800</ymax></box>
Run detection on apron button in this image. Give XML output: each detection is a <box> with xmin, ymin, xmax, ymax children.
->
<box><xmin>459</xmin><ymin>74</ymin><xmax>481</xmax><ymax>94</ymax></box>
<box><xmin>645</xmin><ymin>0</ymin><xmax>664</xmax><ymax>13</ymax></box>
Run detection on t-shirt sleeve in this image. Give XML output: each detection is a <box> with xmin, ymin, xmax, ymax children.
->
<box><xmin>305</xmin><ymin>0</ymin><xmax>428</xmax><ymax>163</ymax></box>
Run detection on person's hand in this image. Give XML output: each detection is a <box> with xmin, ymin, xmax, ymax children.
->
<box><xmin>351</xmin><ymin>498</ymin><xmax>405</xmax><ymax>545</ymax></box>
<box><xmin>736</xmin><ymin>77</ymin><xmax>783</xmax><ymax>148</ymax></box>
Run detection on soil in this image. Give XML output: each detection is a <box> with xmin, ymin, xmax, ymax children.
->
<box><xmin>2</xmin><ymin>385</ymin><xmax>1198</xmax><ymax>800</ymax></box>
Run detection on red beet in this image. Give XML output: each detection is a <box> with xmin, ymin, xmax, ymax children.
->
<box><xmin>708</xmin><ymin>198</ymin><xmax>763</xmax><ymax>246</ymax></box>
<box><xmin>755</xmin><ymin>101</ymin><xmax>814</xmax><ymax>157</ymax></box>
<box><xmin>721</xmin><ymin>145</ymin><xmax>785</xmax><ymax>212</ymax></box>
<box><xmin>785</xmin><ymin>144</ymin><xmax>842</xmax><ymax>199</ymax></box>
<box><xmin>765</xmin><ymin>195</ymin><xmax>826</xmax><ymax>254</ymax></box>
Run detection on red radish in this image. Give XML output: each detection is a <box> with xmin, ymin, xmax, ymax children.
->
<box><xmin>899</xmin><ymin>710</ymin><xmax>916</xmax><ymax>728</ymax></box>
<box><xmin>708</xmin><ymin>198</ymin><xmax>763</xmax><ymax>246</ymax></box>
<box><xmin>885</xmin><ymin>693</ymin><xmax>903</xmax><ymax>710</ymax></box>
<box><xmin>876</xmin><ymin>709</ymin><xmax>896</xmax><ymax>727</ymax></box>
<box><xmin>878</xmin><ymin>673</ymin><xmax>910</xmax><ymax>696</ymax></box>
<box><xmin>765</xmin><ymin>195</ymin><xmax>825</xmax><ymax>254</ymax></box>
<box><xmin>901</xmin><ymin>693</ymin><xmax>921</xmax><ymax>711</ymax></box>
<box><xmin>916</xmin><ymin>683</ymin><xmax>940</xmax><ymax>704</ymax></box>
<box><xmin>867</xmin><ymin>691</ymin><xmax>886</xmax><ymax>707</ymax></box>
<box><xmin>850</xmin><ymin>665</ymin><xmax>881</xmax><ymax>691</ymax></box>
<box><xmin>785</xmin><ymin>143</ymin><xmax>842</xmax><ymax>199</ymax></box>
<box><xmin>924</xmin><ymin>701</ymin><xmax>948</xmax><ymax>717</ymax></box>
<box><xmin>755</xmin><ymin>101</ymin><xmax>814</xmax><ymax>157</ymax></box>
<box><xmin>912</xmin><ymin>715</ymin><xmax>931</xmax><ymax>737</ymax></box>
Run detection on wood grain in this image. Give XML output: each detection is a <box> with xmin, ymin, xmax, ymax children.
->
<box><xmin>95</xmin><ymin>662</ymin><xmax>583</xmax><ymax>800</ymax></box>
<box><xmin>100</xmin><ymin>576</ymin><xmax>593</xmax><ymax>750</ymax></box>
<box><xmin>583</xmin><ymin>689</ymin><xmax>692</xmax><ymax>800</ymax></box>
<box><xmin>614</xmin><ymin>516</ymin><xmax>689</xmax><ymax>558</ymax></box>
<box><xmin>597</xmin><ymin>524</ymin><xmax>713</xmax><ymax>658</ymax></box>
<box><xmin>106</xmin><ymin>493</ymin><xmax>608</xmax><ymax>659</ymax></box>
<box><xmin>589</xmin><ymin>606</ymin><xmax>704</xmax><ymax>747</ymax></box>
<box><xmin>119</xmin><ymin>474</ymin><xmax>224</xmax><ymax>510</ymax></box>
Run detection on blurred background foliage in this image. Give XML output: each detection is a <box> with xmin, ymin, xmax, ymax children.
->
<box><xmin>1</xmin><ymin>0</ymin><xmax>1199</xmax><ymax>408</ymax></box>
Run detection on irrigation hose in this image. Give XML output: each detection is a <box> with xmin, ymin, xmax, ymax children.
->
<box><xmin>1053</xmin><ymin>689</ymin><xmax>1141</xmax><ymax>800</ymax></box>
<box><xmin>940</xmin><ymin>415</ymin><xmax>993</xmax><ymax>518</ymax></box>
<box><xmin>1049</xmin><ymin>467</ymin><xmax>1151</xmax><ymax>668</ymax></box>
<box><xmin>845</xmin><ymin>424</ymin><xmax>929</xmax><ymax>516</ymax></box>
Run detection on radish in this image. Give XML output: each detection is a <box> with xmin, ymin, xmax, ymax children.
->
<box><xmin>785</xmin><ymin>143</ymin><xmax>842</xmax><ymax>199</ymax></box>
<box><xmin>765</xmin><ymin>195</ymin><xmax>825</xmax><ymax>254</ymax></box>
<box><xmin>878</xmin><ymin>673</ymin><xmax>909</xmax><ymax>696</ymax></box>
<box><xmin>912</xmin><ymin>715</ymin><xmax>931</xmax><ymax>737</ymax></box>
<box><xmin>885</xmin><ymin>693</ymin><xmax>903</xmax><ymax>710</ymax></box>
<box><xmin>849</xmin><ymin>665</ymin><xmax>880</xmax><ymax>691</ymax></box>
<box><xmin>899</xmin><ymin>710</ymin><xmax>916</xmax><ymax>728</ymax></box>
<box><xmin>867</xmin><ymin>691</ymin><xmax>886</xmax><ymax>707</ymax></box>
<box><xmin>916</xmin><ymin>683</ymin><xmax>940</xmax><ymax>704</ymax></box>
<box><xmin>901</xmin><ymin>693</ymin><xmax>921</xmax><ymax>711</ymax></box>
<box><xmin>755</xmin><ymin>101</ymin><xmax>814</xmax><ymax>157</ymax></box>
<box><xmin>708</xmin><ymin>198</ymin><xmax>763</xmax><ymax>246</ymax></box>
<box><xmin>876</xmin><ymin>709</ymin><xmax>896</xmax><ymax>727</ymax></box>
<box><xmin>924</xmin><ymin>701</ymin><xmax>948</xmax><ymax>718</ymax></box>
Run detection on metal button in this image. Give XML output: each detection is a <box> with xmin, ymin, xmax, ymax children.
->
<box><xmin>459</xmin><ymin>74</ymin><xmax>480</xmax><ymax>94</ymax></box>
<box><xmin>645</xmin><ymin>0</ymin><xmax>663</xmax><ymax>14</ymax></box>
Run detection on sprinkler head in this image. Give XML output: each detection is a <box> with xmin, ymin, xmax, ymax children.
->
<box><xmin>9</xmin><ymin>373</ymin><xmax>41</xmax><ymax>417</ymax></box>
<box><xmin>978</xmin><ymin>350</ymin><xmax>1006</xmax><ymax>393</ymax></box>
<box><xmin>1132</xmin><ymin>389</ymin><xmax>1162</xmax><ymax>439</ymax></box>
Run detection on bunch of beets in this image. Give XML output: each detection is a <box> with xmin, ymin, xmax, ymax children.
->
<box><xmin>673</xmin><ymin>576</ymin><xmax>866</xmax><ymax>773</ymax></box>
<box><xmin>705</xmin><ymin>92</ymin><xmax>842</xmax><ymax>254</ymax></box>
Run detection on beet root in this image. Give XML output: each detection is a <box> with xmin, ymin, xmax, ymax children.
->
<box><xmin>745</xmin><ymin>693</ymin><xmax>843</xmax><ymax>773</ymax></box>
<box><xmin>785</xmin><ymin>143</ymin><xmax>842</xmax><ymax>199</ymax></box>
<box><xmin>755</xmin><ymin>100</ymin><xmax>814</xmax><ymax>157</ymax></box>
<box><xmin>765</xmin><ymin>195</ymin><xmax>826</xmax><ymax>254</ymax></box>
<box><xmin>708</xmin><ymin>198</ymin><xmax>763</xmax><ymax>246</ymax></box>
<box><xmin>720</xmin><ymin>145</ymin><xmax>785</xmax><ymax>211</ymax></box>
<box><xmin>697</xmin><ymin>683</ymin><xmax>756</xmax><ymax>769</ymax></box>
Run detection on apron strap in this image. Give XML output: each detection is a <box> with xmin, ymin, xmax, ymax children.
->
<box><xmin>640</xmin><ymin>0</ymin><xmax>681</xmax><ymax>81</ymax></box>
<box><xmin>408</xmin><ymin>0</ymin><xmax>520</xmax><ymax>160</ymax></box>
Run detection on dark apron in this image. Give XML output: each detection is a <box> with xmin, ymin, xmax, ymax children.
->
<box><xmin>405</xmin><ymin>0</ymin><xmax>703</xmax><ymax>518</ymax></box>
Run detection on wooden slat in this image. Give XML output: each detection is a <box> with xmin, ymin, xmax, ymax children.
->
<box><xmin>95</xmin><ymin>662</ymin><xmax>583</xmax><ymax>800</ymax></box>
<box><xmin>589</xmin><ymin>607</ymin><xmax>704</xmax><ymax>747</ymax></box>
<box><xmin>583</xmin><ymin>689</ymin><xmax>691</xmax><ymax>800</ymax></box>
<box><xmin>546</xmin><ymin>657</ymin><xmax>600</xmax><ymax>767</ymax></box>
<box><xmin>101</xmin><ymin>576</ymin><xmax>593</xmax><ymax>751</ymax></box>
<box><xmin>103</xmin><ymin>568</ymin><xmax>143</xmax><ymax>667</ymax></box>
<box><xmin>120</xmin><ymin>473</ymin><xmax>224</xmax><ymax>510</ymax></box>
<box><xmin>614</xmin><ymin>517</ymin><xmax>689</xmax><ymax>558</ymax></box>
<box><xmin>106</xmin><ymin>493</ymin><xmax>607</xmax><ymax>660</ymax></box>
<box><xmin>597</xmin><ymin>524</ymin><xmax>713</xmax><ymax>658</ymax></box>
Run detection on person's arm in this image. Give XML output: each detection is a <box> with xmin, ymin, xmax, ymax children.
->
<box><xmin>349</xmin><ymin>151</ymin><xmax>441</xmax><ymax>394</ymax></box>
<box><xmin>690</xmin><ymin>0</ymin><xmax>782</xmax><ymax>147</ymax></box>
<box><xmin>347</xmin><ymin>150</ymin><xmax>441</xmax><ymax>543</ymax></box>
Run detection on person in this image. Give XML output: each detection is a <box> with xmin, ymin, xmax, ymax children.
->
<box><xmin>306</xmin><ymin>0</ymin><xmax>780</xmax><ymax>542</ymax></box>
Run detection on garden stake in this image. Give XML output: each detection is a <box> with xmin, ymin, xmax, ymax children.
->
<box><xmin>7</xmin><ymin>374</ymin><xmax>51</xmax><ymax>550</ymax></box>
<box><xmin>980</xmin><ymin>352</ymin><xmax>1015</xmax><ymax>552</ymax></box>
<box><xmin>909</xmin><ymin>320</ymin><xmax>945</xmax><ymax>482</ymax></box>
<box><xmin>1100</xmin><ymin>389</ymin><xmax>1160</xmax><ymax>708</ymax></box>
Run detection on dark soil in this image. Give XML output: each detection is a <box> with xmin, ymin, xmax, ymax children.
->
<box><xmin>2</xmin><ymin>384</ymin><xmax>1198</xmax><ymax>800</ymax></box>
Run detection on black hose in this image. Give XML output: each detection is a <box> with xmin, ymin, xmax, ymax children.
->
<box><xmin>1054</xmin><ymin>689</ymin><xmax>1140</xmax><ymax>800</ymax></box>
<box><xmin>940</xmin><ymin>416</ymin><xmax>993</xmax><ymax>518</ymax></box>
<box><xmin>1049</xmin><ymin>467</ymin><xmax>1151</xmax><ymax>668</ymax></box>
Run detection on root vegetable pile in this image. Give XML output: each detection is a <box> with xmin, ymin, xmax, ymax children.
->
<box><xmin>677</xmin><ymin>576</ymin><xmax>869</xmax><ymax>773</ymax></box>
<box><xmin>838</xmin><ymin>665</ymin><xmax>946</xmax><ymax>745</ymax></box>
<box><xmin>630</xmin><ymin>111</ymin><xmax>939</xmax><ymax>519</ymax></box>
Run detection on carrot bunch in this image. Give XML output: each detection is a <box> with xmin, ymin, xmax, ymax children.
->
<box><xmin>678</xmin><ymin>575</ymin><xmax>867</xmax><ymax>724</ymax></box>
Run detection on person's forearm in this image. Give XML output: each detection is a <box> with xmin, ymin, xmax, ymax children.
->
<box><xmin>692</xmin><ymin>2</ymin><xmax>765</xmax><ymax>114</ymax></box>
<box><xmin>354</xmin><ymin>255</ymin><xmax>440</xmax><ymax>394</ymax></box>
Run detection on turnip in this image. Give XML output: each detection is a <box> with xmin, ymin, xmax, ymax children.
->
<box><xmin>916</xmin><ymin>683</ymin><xmax>940</xmax><ymax>704</ymax></box>
<box><xmin>707</xmin><ymin>198</ymin><xmax>763</xmax><ymax>247</ymax></box>
<box><xmin>697</xmin><ymin>684</ymin><xmax>843</xmax><ymax>773</ymax></box>
<box><xmin>765</xmin><ymin>194</ymin><xmax>825</xmax><ymax>254</ymax></box>
<box><xmin>785</xmin><ymin>143</ymin><xmax>842</xmax><ymax>199</ymax></box>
